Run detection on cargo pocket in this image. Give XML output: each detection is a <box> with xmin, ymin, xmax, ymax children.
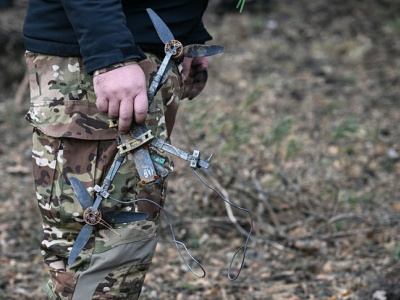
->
<box><xmin>25</xmin><ymin>52</ymin><xmax>117</xmax><ymax>141</ymax></box>
<box><xmin>32</xmin><ymin>130</ymin><xmax>62</xmax><ymax>225</ymax></box>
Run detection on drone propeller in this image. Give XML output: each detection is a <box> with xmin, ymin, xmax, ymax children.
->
<box><xmin>67</xmin><ymin>177</ymin><xmax>148</xmax><ymax>265</ymax></box>
<box><xmin>146</xmin><ymin>8</ymin><xmax>224</xmax><ymax>59</ymax></box>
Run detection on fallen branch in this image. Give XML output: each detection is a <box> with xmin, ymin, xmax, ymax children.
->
<box><xmin>328</xmin><ymin>212</ymin><xmax>364</xmax><ymax>225</ymax></box>
<box><xmin>252</xmin><ymin>177</ymin><xmax>279</xmax><ymax>227</ymax></box>
<box><xmin>200</xmin><ymin>169</ymin><xmax>249</xmax><ymax>237</ymax></box>
<box><xmin>301</xmin><ymin>227</ymin><xmax>377</xmax><ymax>241</ymax></box>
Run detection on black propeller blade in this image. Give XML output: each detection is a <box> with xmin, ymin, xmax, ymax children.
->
<box><xmin>69</xmin><ymin>177</ymin><xmax>93</xmax><ymax>209</ymax></box>
<box><xmin>146</xmin><ymin>8</ymin><xmax>175</xmax><ymax>44</ymax></box>
<box><xmin>67</xmin><ymin>177</ymin><xmax>150</xmax><ymax>265</ymax></box>
<box><xmin>103</xmin><ymin>211</ymin><xmax>149</xmax><ymax>224</ymax></box>
<box><xmin>183</xmin><ymin>44</ymin><xmax>224</xmax><ymax>58</ymax></box>
<box><xmin>68</xmin><ymin>224</ymin><xmax>94</xmax><ymax>265</ymax></box>
<box><xmin>68</xmin><ymin>177</ymin><xmax>96</xmax><ymax>265</ymax></box>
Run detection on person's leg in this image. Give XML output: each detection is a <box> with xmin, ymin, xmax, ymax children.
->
<box><xmin>27</xmin><ymin>53</ymin><xmax>183</xmax><ymax>299</ymax></box>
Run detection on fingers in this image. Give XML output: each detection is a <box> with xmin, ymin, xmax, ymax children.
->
<box><xmin>117</xmin><ymin>92</ymin><xmax>148</xmax><ymax>133</ymax></box>
<box><xmin>187</xmin><ymin>69</ymin><xmax>208</xmax><ymax>100</ymax></box>
<box><xmin>192</xmin><ymin>57</ymin><xmax>209</xmax><ymax>70</ymax></box>
<box><xmin>108</xmin><ymin>97</ymin><xmax>121</xmax><ymax>120</ymax></box>
<box><xmin>96</xmin><ymin>96</ymin><xmax>109</xmax><ymax>114</ymax></box>
<box><xmin>94</xmin><ymin>64</ymin><xmax>148</xmax><ymax>133</ymax></box>
<box><xmin>182</xmin><ymin>58</ymin><xmax>209</xmax><ymax>100</ymax></box>
<box><xmin>96</xmin><ymin>96</ymin><xmax>147</xmax><ymax>133</ymax></box>
<box><xmin>181</xmin><ymin>57</ymin><xmax>193</xmax><ymax>81</ymax></box>
<box><xmin>117</xmin><ymin>98</ymin><xmax>134</xmax><ymax>133</ymax></box>
<box><xmin>133</xmin><ymin>91</ymin><xmax>148</xmax><ymax>124</ymax></box>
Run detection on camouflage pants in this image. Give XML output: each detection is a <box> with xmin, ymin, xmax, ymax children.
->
<box><xmin>26</xmin><ymin>52</ymin><xmax>183</xmax><ymax>299</ymax></box>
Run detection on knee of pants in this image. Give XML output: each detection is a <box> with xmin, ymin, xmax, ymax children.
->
<box><xmin>45</xmin><ymin>220</ymin><xmax>159</xmax><ymax>300</ymax></box>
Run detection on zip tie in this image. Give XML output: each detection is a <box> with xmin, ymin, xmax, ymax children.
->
<box><xmin>93</xmin><ymin>185</ymin><xmax>110</xmax><ymax>199</ymax></box>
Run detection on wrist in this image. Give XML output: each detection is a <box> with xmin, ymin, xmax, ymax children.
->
<box><xmin>93</xmin><ymin>59</ymin><xmax>138</xmax><ymax>77</ymax></box>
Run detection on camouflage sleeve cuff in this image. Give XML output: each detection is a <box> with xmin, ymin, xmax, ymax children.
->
<box><xmin>93</xmin><ymin>59</ymin><xmax>138</xmax><ymax>77</ymax></box>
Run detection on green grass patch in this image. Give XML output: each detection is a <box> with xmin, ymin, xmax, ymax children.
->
<box><xmin>285</xmin><ymin>138</ymin><xmax>301</xmax><ymax>160</ymax></box>
<box><xmin>264</xmin><ymin>116</ymin><xmax>294</xmax><ymax>147</ymax></box>
<box><xmin>333</xmin><ymin>116</ymin><xmax>359</xmax><ymax>140</ymax></box>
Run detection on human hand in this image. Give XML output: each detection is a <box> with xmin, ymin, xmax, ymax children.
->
<box><xmin>94</xmin><ymin>63</ymin><xmax>148</xmax><ymax>133</ymax></box>
<box><xmin>181</xmin><ymin>57</ymin><xmax>209</xmax><ymax>100</ymax></box>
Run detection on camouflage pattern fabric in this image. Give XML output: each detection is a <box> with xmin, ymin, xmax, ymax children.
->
<box><xmin>26</xmin><ymin>52</ymin><xmax>183</xmax><ymax>299</ymax></box>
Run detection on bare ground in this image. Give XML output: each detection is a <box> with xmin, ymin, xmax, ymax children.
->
<box><xmin>1</xmin><ymin>0</ymin><xmax>400</xmax><ymax>299</ymax></box>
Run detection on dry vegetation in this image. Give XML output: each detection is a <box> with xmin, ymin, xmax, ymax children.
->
<box><xmin>1</xmin><ymin>0</ymin><xmax>400</xmax><ymax>299</ymax></box>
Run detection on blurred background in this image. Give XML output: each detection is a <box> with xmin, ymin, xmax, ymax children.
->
<box><xmin>1</xmin><ymin>0</ymin><xmax>400</xmax><ymax>299</ymax></box>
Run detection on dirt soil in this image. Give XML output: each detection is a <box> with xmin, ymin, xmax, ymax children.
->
<box><xmin>1</xmin><ymin>0</ymin><xmax>400</xmax><ymax>299</ymax></box>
